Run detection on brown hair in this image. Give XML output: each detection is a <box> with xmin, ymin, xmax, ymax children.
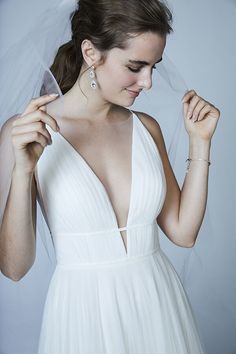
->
<box><xmin>50</xmin><ymin>0</ymin><xmax>173</xmax><ymax>94</ymax></box>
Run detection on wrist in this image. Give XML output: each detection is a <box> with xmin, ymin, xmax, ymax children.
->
<box><xmin>189</xmin><ymin>134</ymin><xmax>211</xmax><ymax>144</ymax></box>
<box><xmin>189</xmin><ymin>136</ymin><xmax>211</xmax><ymax>160</ymax></box>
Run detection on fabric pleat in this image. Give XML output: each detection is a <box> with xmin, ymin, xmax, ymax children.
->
<box><xmin>36</xmin><ymin>112</ymin><xmax>204</xmax><ymax>353</ymax></box>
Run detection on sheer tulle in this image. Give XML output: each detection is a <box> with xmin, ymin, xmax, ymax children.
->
<box><xmin>0</xmin><ymin>0</ymin><xmax>75</xmax><ymax>259</ymax></box>
<box><xmin>0</xmin><ymin>1</ymin><xmax>214</xmax><ymax>353</ymax></box>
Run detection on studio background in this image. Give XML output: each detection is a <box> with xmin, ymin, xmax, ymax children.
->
<box><xmin>0</xmin><ymin>1</ymin><xmax>235</xmax><ymax>353</ymax></box>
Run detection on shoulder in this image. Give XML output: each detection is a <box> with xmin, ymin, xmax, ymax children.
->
<box><xmin>132</xmin><ymin>110</ymin><xmax>166</xmax><ymax>151</ymax></box>
<box><xmin>133</xmin><ymin>110</ymin><xmax>161</xmax><ymax>130</ymax></box>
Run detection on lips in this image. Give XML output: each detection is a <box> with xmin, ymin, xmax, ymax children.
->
<box><xmin>126</xmin><ymin>89</ymin><xmax>141</xmax><ymax>97</ymax></box>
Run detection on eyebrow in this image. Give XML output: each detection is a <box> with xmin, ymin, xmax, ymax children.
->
<box><xmin>128</xmin><ymin>57</ymin><xmax>163</xmax><ymax>65</ymax></box>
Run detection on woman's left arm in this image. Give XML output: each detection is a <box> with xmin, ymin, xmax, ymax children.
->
<box><xmin>139</xmin><ymin>90</ymin><xmax>220</xmax><ymax>247</ymax></box>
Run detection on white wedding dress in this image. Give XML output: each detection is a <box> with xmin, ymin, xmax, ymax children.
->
<box><xmin>35</xmin><ymin>111</ymin><xmax>204</xmax><ymax>353</ymax></box>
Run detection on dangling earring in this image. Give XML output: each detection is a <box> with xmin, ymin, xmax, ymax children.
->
<box><xmin>89</xmin><ymin>65</ymin><xmax>97</xmax><ymax>90</ymax></box>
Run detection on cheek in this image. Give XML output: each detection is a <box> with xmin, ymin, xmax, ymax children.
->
<box><xmin>99</xmin><ymin>65</ymin><xmax>136</xmax><ymax>91</ymax></box>
<box><xmin>119</xmin><ymin>72</ymin><xmax>137</xmax><ymax>88</ymax></box>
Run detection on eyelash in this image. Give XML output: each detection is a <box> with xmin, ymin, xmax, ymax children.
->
<box><xmin>128</xmin><ymin>65</ymin><xmax>157</xmax><ymax>73</ymax></box>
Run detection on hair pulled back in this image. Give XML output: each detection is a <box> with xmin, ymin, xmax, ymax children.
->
<box><xmin>50</xmin><ymin>0</ymin><xmax>173</xmax><ymax>94</ymax></box>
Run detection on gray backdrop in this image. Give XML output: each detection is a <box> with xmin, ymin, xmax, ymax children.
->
<box><xmin>0</xmin><ymin>0</ymin><xmax>235</xmax><ymax>353</ymax></box>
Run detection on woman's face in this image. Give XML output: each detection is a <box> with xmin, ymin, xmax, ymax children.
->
<box><xmin>96</xmin><ymin>32</ymin><xmax>166</xmax><ymax>107</ymax></box>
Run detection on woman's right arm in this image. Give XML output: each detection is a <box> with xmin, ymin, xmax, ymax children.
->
<box><xmin>0</xmin><ymin>167</ymin><xmax>37</xmax><ymax>281</ymax></box>
<box><xmin>0</xmin><ymin>94</ymin><xmax>60</xmax><ymax>281</ymax></box>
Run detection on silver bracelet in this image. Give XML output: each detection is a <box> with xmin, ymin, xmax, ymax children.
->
<box><xmin>186</xmin><ymin>158</ymin><xmax>211</xmax><ymax>173</ymax></box>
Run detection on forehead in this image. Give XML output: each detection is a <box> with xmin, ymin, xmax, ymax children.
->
<box><xmin>108</xmin><ymin>32</ymin><xmax>166</xmax><ymax>62</ymax></box>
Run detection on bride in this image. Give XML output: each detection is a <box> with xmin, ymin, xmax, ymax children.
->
<box><xmin>0</xmin><ymin>0</ymin><xmax>220</xmax><ymax>353</ymax></box>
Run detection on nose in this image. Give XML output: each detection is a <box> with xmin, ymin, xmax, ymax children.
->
<box><xmin>137</xmin><ymin>69</ymin><xmax>152</xmax><ymax>90</ymax></box>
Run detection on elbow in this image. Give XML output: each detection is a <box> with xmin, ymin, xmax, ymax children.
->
<box><xmin>6</xmin><ymin>273</ymin><xmax>23</xmax><ymax>282</ymax></box>
<box><xmin>1</xmin><ymin>269</ymin><xmax>22</xmax><ymax>281</ymax></box>
<box><xmin>1</xmin><ymin>269</ymin><xmax>26</xmax><ymax>282</ymax></box>
<box><xmin>183</xmin><ymin>240</ymin><xmax>196</xmax><ymax>248</ymax></box>
<box><xmin>1</xmin><ymin>268</ymin><xmax>31</xmax><ymax>282</ymax></box>
<box><xmin>171</xmin><ymin>233</ymin><xmax>197</xmax><ymax>248</ymax></box>
<box><xmin>0</xmin><ymin>247</ymin><xmax>36</xmax><ymax>282</ymax></box>
<box><xmin>0</xmin><ymin>260</ymin><xmax>34</xmax><ymax>282</ymax></box>
<box><xmin>173</xmin><ymin>240</ymin><xmax>195</xmax><ymax>248</ymax></box>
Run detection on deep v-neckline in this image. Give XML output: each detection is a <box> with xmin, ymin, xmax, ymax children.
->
<box><xmin>51</xmin><ymin>111</ymin><xmax>136</xmax><ymax>250</ymax></box>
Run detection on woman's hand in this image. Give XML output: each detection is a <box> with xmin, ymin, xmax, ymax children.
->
<box><xmin>11</xmin><ymin>94</ymin><xmax>60</xmax><ymax>174</ymax></box>
<box><xmin>182</xmin><ymin>89</ymin><xmax>220</xmax><ymax>141</ymax></box>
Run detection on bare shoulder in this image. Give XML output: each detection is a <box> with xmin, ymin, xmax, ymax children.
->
<box><xmin>133</xmin><ymin>110</ymin><xmax>161</xmax><ymax>130</ymax></box>
<box><xmin>133</xmin><ymin>110</ymin><xmax>166</xmax><ymax>152</ymax></box>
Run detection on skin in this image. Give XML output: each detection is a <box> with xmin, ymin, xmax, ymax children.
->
<box><xmin>0</xmin><ymin>31</ymin><xmax>220</xmax><ymax>280</ymax></box>
<box><xmin>0</xmin><ymin>96</ymin><xmax>59</xmax><ymax>280</ymax></box>
<box><xmin>61</xmin><ymin>32</ymin><xmax>166</xmax><ymax>121</ymax></box>
<box><xmin>59</xmin><ymin>31</ymin><xmax>220</xmax><ymax>247</ymax></box>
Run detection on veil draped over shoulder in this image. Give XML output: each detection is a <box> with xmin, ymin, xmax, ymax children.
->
<box><xmin>0</xmin><ymin>0</ymin><xmax>188</xmax><ymax>263</ymax></box>
<box><xmin>0</xmin><ymin>0</ymin><xmax>223</xmax><ymax>352</ymax></box>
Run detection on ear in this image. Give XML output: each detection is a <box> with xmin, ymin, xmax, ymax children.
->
<box><xmin>81</xmin><ymin>39</ymin><xmax>102</xmax><ymax>67</ymax></box>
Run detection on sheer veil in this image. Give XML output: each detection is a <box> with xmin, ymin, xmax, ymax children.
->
<box><xmin>0</xmin><ymin>0</ymin><xmax>188</xmax><ymax>264</ymax></box>
<box><xmin>0</xmin><ymin>0</ymin><xmax>222</xmax><ymax>352</ymax></box>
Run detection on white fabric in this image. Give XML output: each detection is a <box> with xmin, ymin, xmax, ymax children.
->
<box><xmin>0</xmin><ymin>1</ymin><xmax>213</xmax><ymax>352</ymax></box>
<box><xmin>0</xmin><ymin>0</ymin><xmax>75</xmax><ymax>260</ymax></box>
<box><xmin>36</xmin><ymin>111</ymin><xmax>204</xmax><ymax>353</ymax></box>
<box><xmin>0</xmin><ymin>0</ymin><xmax>187</xmax><ymax>264</ymax></box>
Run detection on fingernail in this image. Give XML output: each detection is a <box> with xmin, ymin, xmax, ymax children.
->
<box><xmin>49</xmin><ymin>93</ymin><xmax>59</xmax><ymax>97</ymax></box>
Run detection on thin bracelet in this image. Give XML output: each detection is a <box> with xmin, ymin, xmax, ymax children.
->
<box><xmin>186</xmin><ymin>158</ymin><xmax>211</xmax><ymax>173</ymax></box>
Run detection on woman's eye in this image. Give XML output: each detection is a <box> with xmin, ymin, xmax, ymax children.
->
<box><xmin>128</xmin><ymin>67</ymin><xmax>141</xmax><ymax>73</ymax></box>
<box><xmin>128</xmin><ymin>65</ymin><xmax>157</xmax><ymax>73</ymax></box>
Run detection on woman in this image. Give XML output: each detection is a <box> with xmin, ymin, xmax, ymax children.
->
<box><xmin>0</xmin><ymin>0</ymin><xmax>220</xmax><ymax>353</ymax></box>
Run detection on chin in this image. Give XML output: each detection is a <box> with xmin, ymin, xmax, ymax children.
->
<box><xmin>122</xmin><ymin>94</ymin><xmax>139</xmax><ymax>106</ymax></box>
<box><xmin>125</xmin><ymin>97</ymin><xmax>138</xmax><ymax>107</ymax></box>
<box><xmin>124</xmin><ymin>101</ymin><xmax>135</xmax><ymax>108</ymax></box>
<box><xmin>106</xmin><ymin>98</ymin><xmax>132</xmax><ymax>108</ymax></box>
<box><xmin>116</xmin><ymin>99</ymin><xmax>136</xmax><ymax>108</ymax></box>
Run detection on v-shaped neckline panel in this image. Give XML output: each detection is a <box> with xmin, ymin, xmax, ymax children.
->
<box><xmin>49</xmin><ymin>111</ymin><xmax>136</xmax><ymax>233</ymax></box>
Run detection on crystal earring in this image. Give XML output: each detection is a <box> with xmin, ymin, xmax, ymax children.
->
<box><xmin>89</xmin><ymin>65</ymin><xmax>97</xmax><ymax>90</ymax></box>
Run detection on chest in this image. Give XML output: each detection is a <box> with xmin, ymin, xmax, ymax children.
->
<box><xmin>36</xmin><ymin>113</ymin><xmax>166</xmax><ymax>235</ymax></box>
<box><xmin>72</xmin><ymin>124</ymin><xmax>131</xmax><ymax>180</ymax></box>
<box><xmin>54</xmin><ymin>118</ymin><xmax>134</xmax><ymax>222</ymax></box>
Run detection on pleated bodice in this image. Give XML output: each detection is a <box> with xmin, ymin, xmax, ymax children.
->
<box><xmin>36</xmin><ymin>111</ymin><xmax>166</xmax><ymax>265</ymax></box>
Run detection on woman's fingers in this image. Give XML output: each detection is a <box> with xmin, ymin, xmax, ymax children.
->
<box><xmin>12</xmin><ymin>131</ymin><xmax>49</xmax><ymax>149</ymax></box>
<box><xmin>182</xmin><ymin>90</ymin><xmax>196</xmax><ymax>104</ymax></box>
<box><xmin>197</xmin><ymin>104</ymin><xmax>212</xmax><ymax>122</ymax></box>
<box><xmin>12</xmin><ymin>109</ymin><xmax>59</xmax><ymax>133</ymax></box>
<box><xmin>182</xmin><ymin>90</ymin><xmax>197</xmax><ymax>119</ymax></box>
<box><xmin>39</xmin><ymin>105</ymin><xmax>47</xmax><ymax>112</ymax></box>
<box><xmin>185</xmin><ymin>94</ymin><xmax>201</xmax><ymax>119</ymax></box>
<box><xmin>11</xmin><ymin>121</ymin><xmax>52</xmax><ymax>145</ymax></box>
<box><xmin>182</xmin><ymin>90</ymin><xmax>212</xmax><ymax>122</ymax></box>
<box><xmin>190</xmin><ymin>100</ymin><xmax>207</xmax><ymax>122</ymax></box>
<box><xmin>21</xmin><ymin>94</ymin><xmax>59</xmax><ymax>116</ymax></box>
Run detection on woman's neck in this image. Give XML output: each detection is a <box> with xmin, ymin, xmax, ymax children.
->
<box><xmin>62</xmin><ymin>72</ymin><xmax>113</xmax><ymax>122</ymax></box>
